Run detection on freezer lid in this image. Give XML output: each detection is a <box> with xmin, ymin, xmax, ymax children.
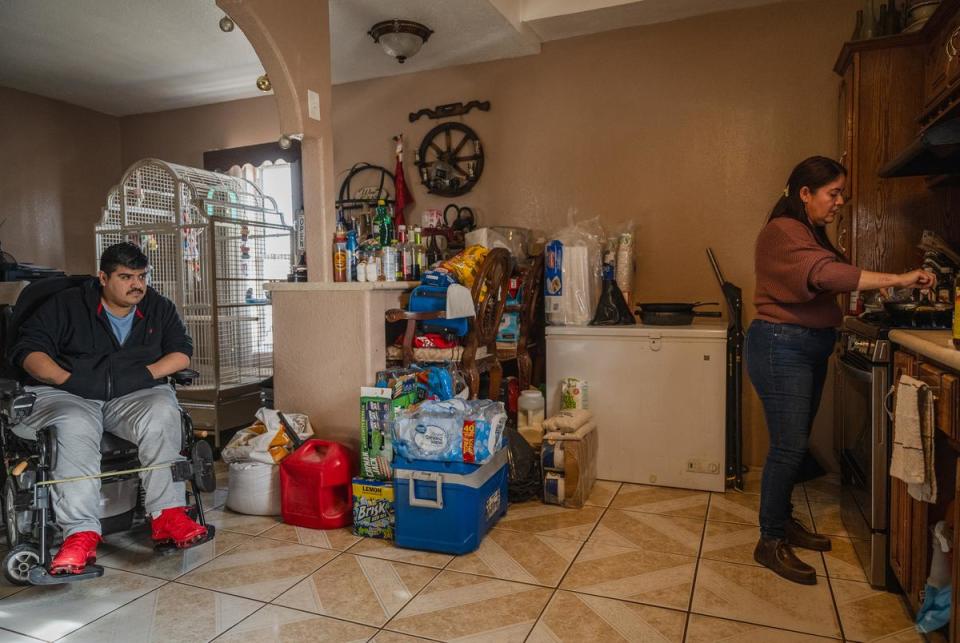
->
<box><xmin>545</xmin><ymin>320</ymin><xmax>728</xmax><ymax>339</ymax></box>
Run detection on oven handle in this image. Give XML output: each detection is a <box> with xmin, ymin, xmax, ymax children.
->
<box><xmin>837</xmin><ymin>356</ymin><xmax>873</xmax><ymax>383</ymax></box>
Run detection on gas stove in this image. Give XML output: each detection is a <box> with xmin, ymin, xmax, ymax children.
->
<box><xmin>842</xmin><ymin>311</ymin><xmax>951</xmax><ymax>364</ymax></box>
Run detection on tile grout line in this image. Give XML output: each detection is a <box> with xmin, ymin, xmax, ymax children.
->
<box><xmin>209</xmin><ymin>600</ymin><xmax>271</xmax><ymax>642</ymax></box>
<box><xmin>521</xmin><ymin>491</ymin><xmax>617</xmax><ymax>643</ymax></box>
<box><xmin>32</xmin><ymin>577</ymin><xmax>174</xmax><ymax>642</ymax></box>
<box><xmin>0</xmin><ymin>625</ymin><xmax>44</xmax><ymax>643</ymax></box>
<box><xmin>798</xmin><ymin>479</ymin><xmax>847</xmax><ymax>641</ymax></box>
<box><xmin>681</xmin><ymin>491</ymin><xmax>712</xmax><ymax>643</ymax></box>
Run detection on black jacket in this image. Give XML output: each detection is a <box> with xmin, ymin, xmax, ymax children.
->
<box><xmin>11</xmin><ymin>278</ymin><xmax>193</xmax><ymax>401</ymax></box>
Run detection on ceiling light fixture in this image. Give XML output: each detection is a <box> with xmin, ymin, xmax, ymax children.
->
<box><xmin>368</xmin><ymin>20</ymin><xmax>433</xmax><ymax>64</ymax></box>
<box><xmin>218</xmin><ymin>16</ymin><xmax>235</xmax><ymax>32</ymax></box>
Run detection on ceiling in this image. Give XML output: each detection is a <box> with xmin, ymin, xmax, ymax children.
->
<box><xmin>0</xmin><ymin>0</ymin><xmax>791</xmax><ymax>117</ymax></box>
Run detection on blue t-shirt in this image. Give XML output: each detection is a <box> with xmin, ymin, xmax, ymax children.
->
<box><xmin>104</xmin><ymin>305</ymin><xmax>136</xmax><ymax>345</ymax></box>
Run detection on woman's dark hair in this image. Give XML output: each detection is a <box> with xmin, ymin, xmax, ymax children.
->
<box><xmin>768</xmin><ymin>155</ymin><xmax>847</xmax><ymax>258</ymax></box>
<box><xmin>99</xmin><ymin>242</ymin><xmax>149</xmax><ymax>275</ymax></box>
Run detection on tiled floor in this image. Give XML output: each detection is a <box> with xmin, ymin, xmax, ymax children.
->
<box><xmin>0</xmin><ymin>470</ymin><xmax>926</xmax><ymax>642</ymax></box>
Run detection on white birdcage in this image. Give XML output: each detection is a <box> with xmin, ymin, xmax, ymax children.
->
<box><xmin>97</xmin><ymin>159</ymin><xmax>294</xmax><ymax>442</ymax></box>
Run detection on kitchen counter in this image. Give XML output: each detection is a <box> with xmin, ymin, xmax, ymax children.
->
<box><xmin>267</xmin><ymin>279</ymin><xmax>418</xmax><ymax>452</ymax></box>
<box><xmin>265</xmin><ymin>280</ymin><xmax>418</xmax><ymax>292</ymax></box>
<box><xmin>888</xmin><ymin>329</ymin><xmax>960</xmax><ymax>370</ymax></box>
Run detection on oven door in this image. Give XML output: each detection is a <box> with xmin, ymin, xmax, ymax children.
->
<box><xmin>836</xmin><ymin>350</ymin><xmax>890</xmax><ymax>586</ymax></box>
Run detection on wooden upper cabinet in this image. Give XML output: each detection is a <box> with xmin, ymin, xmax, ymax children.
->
<box><xmin>836</xmin><ymin>63</ymin><xmax>857</xmax><ymax>262</ymax></box>
<box><xmin>923</xmin><ymin>3</ymin><xmax>960</xmax><ymax>109</ymax></box>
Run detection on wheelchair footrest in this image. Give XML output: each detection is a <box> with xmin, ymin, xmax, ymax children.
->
<box><xmin>28</xmin><ymin>564</ymin><xmax>104</xmax><ymax>585</ymax></box>
<box><xmin>154</xmin><ymin>524</ymin><xmax>216</xmax><ymax>556</ymax></box>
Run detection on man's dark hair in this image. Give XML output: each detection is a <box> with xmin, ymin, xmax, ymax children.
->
<box><xmin>99</xmin><ymin>242</ymin><xmax>149</xmax><ymax>275</ymax></box>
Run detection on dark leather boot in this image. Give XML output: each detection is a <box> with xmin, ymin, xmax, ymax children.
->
<box><xmin>753</xmin><ymin>536</ymin><xmax>817</xmax><ymax>585</ymax></box>
<box><xmin>785</xmin><ymin>517</ymin><xmax>832</xmax><ymax>552</ymax></box>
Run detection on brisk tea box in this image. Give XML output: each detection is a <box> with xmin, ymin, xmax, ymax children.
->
<box><xmin>352</xmin><ymin>478</ymin><xmax>395</xmax><ymax>539</ymax></box>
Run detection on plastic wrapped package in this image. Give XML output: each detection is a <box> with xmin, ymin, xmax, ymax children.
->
<box><xmin>541</xmin><ymin>421</ymin><xmax>598</xmax><ymax>508</ymax></box>
<box><xmin>393</xmin><ymin>399</ymin><xmax>507</xmax><ymax>464</ymax></box>
<box><xmin>437</xmin><ymin>245</ymin><xmax>489</xmax><ymax>289</ymax></box>
<box><xmin>545</xmin><ymin>215</ymin><xmax>604</xmax><ymax>326</ymax></box>
<box><xmin>221</xmin><ymin>408</ymin><xmax>313</xmax><ymax>465</ymax></box>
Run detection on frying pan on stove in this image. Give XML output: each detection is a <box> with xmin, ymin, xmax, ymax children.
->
<box><xmin>634</xmin><ymin>302</ymin><xmax>723</xmax><ymax>326</ymax></box>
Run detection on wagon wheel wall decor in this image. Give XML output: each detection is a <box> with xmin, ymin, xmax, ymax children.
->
<box><xmin>415</xmin><ymin>122</ymin><xmax>484</xmax><ymax>197</ymax></box>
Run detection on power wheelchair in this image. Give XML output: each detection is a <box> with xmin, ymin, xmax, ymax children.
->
<box><xmin>0</xmin><ymin>276</ymin><xmax>217</xmax><ymax>585</ymax></box>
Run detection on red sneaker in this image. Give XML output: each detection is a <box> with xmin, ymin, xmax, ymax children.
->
<box><xmin>151</xmin><ymin>507</ymin><xmax>208</xmax><ymax>548</ymax></box>
<box><xmin>50</xmin><ymin>531</ymin><xmax>101</xmax><ymax>575</ymax></box>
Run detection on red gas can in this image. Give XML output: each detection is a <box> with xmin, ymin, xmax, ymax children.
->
<box><xmin>279</xmin><ymin>440</ymin><xmax>355</xmax><ymax>529</ymax></box>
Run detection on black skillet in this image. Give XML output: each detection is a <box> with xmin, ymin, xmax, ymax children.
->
<box><xmin>634</xmin><ymin>301</ymin><xmax>723</xmax><ymax>326</ymax></box>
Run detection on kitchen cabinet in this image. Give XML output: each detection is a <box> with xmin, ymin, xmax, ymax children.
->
<box><xmin>834</xmin><ymin>40</ymin><xmax>946</xmax><ymax>274</ymax></box>
<box><xmin>924</xmin><ymin>8</ymin><xmax>960</xmax><ymax>109</ymax></box>
<box><xmin>890</xmin><ymin>344</ymin><xmax>916</xmax><ymax>596</ymax></box>
<box><xmin>940</xmin><ymin>373</ymin><xmax>959</xmax><ymax>440</ymax></box>
<box><xmin>889</xmin><ymin>348</ymin><xmax>960</xmax><ymax>640</ymax></box>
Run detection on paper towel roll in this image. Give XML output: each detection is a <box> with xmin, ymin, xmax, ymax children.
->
<box><xmin>546</xmin><ymin>244</ymin><xmax>595</xmax><ymax>325</ymax></box>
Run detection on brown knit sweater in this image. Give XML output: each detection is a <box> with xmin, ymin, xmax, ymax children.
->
<box><xmin>754</xmin><ymin>217</ymin><xmax>862</xmax><ymax>328</ymax></box>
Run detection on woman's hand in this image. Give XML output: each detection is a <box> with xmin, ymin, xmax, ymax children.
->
<box><xmin>897</xmin><ymin>269</ymin><xmax>936</xmax><ymax>289</ymax></box>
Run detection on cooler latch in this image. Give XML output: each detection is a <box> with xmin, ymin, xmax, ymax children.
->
<box><xmin>408</xmin><ymin>471</ymin><xmax>444</xmax><ymax>509</ymax></box>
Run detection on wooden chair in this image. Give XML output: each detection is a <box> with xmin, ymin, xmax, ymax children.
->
<box><xmin>497</xmin><ymin>252</ymin><xmax>544</xmax><ymax>392</ymax></box>
<box><xmin>385</xmin><ymin>248</ymin><xmax>510</xmax><ymax>400</ymax></box>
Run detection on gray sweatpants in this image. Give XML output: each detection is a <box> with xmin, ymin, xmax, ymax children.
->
<box><xmin>22</xmin><ymin>384</ymin><xmax>186</xmax><ymax>538</ymax></box>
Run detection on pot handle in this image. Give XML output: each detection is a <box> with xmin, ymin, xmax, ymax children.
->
<box><xmin>691</xmin><ymin>302</ymin><xmax>720</xmax><ymax>308</ymax></box>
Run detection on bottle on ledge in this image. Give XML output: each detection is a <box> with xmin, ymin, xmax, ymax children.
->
<box><xmin>953</xmin><ymin>273</ymin><xmax>960</xmax><ymax>349</ymax></box>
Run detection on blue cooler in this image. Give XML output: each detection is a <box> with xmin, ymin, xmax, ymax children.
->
<box><xmin>393</xmin><ymin>447</ymin><xmax>508</xmax><ymax>554</ymax></box>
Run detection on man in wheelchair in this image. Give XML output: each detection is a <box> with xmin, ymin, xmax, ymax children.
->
<box><xmin>10</xmin><ymin>242</ymin><xmax>210</xmax><ymax>576</ymax></box>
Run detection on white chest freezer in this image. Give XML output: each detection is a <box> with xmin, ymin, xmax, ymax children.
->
<box><xmin>545</xmin><ymin>320</ymin><xmax>727</xmax><ymax>492</ymax></box>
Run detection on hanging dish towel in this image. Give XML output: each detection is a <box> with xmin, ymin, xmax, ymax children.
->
<box><xmin>890</xmin><ymin>375</ymin><xmax>937</xmax><ymax>503</ymax></box>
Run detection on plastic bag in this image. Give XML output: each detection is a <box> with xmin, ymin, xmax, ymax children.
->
<box><xmin>432</xmin><ymin>245</ymin><xmax>489</xmax><ymax>289</ymax></box>
<box><xmin>221</xmin><ymin>408</ymin><xmax>313</xmax><ymax>465</ymax></box>
<box><xmin>591</xmin><ymin>262</ymin><xmax>635</xmax><ymax>325</ymax></box>
<box><xmin>545</xmin><ymin>212</ymin><xmax>604</xmax><ymax>326</ymax></box>
<box><xmin>393</xmin><ymin>399</ymin><xmax>507</xmax><ymax>464</ymax></box>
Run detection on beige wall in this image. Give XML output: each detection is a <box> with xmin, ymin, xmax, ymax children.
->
<box><xmin>7</xmin><ymin>0</ymin><xmax>861</xmax><ymax>467</ymax></box>
<box><xmin>0</xmin><ymin>87</ymin><xmax>121</xmax><ymax>274</ymax></box>
<box><xmin>325</xmin><ymin>0</ymin><xmax>858</xmax><ymax>467</ymax></box>
<box><xmin>120</xmin><ymin>95</ymin><xmax>280</xmax><ymax>169</ymax></box>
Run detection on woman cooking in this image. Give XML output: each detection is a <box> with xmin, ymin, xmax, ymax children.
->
<box><xmin>747</xmin><ymin>155</ymin><xmax>935</xmax><ymax>585</ymax></box>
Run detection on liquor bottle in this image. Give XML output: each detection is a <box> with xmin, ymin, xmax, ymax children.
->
<box><xmin>397</xmin><ymin>225</ymin><xmax>414</xmax><ymax>281</ymax></box>
<box><xmin>412</xmin><ymin>226</ymin><xmax>426</xmax><ymax>281</ymax></box>
<box><xmin>332</xmin><ymin>227</ymin><xmax>347</xmax><ymax>283</ymax></box>
<box><xmin>346</xmin><ymin>229</ymin><xmax>358</xmax><ymax>282</ymax></box>
<box><xmin>375</xmin><ymin>200</ymin><xmax>392</xmax><ymax>247</ymax></box>
<box><xmin>863</xmin><ymin>0</ymin><xmax>877</xmax><ymax>39</ymax></box>
<box><xmin>851</xmin><ymin>10</ymin><xmax>864</xmax><ymax>40</ymax></box>
<box><xmin>953</xmin><ymin>273</ymin><xmax>960</xmax><ymax>348</ymax></box>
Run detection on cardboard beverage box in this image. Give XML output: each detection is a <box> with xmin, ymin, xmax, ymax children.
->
<box><xmin>360</xmin><ymin>387</ymin><xmax>393</xmax><ymax>480</ymax></box>
<box><xmin>351</xmin><ymin>477</ymin><xmax>395</xmax><ymax>539</ymax></box>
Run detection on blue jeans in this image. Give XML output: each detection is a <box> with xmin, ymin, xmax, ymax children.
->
<box><xmin>745</xmin><ymin>320</ymin><xmax>836</xmax><ymax>539</ymax></box>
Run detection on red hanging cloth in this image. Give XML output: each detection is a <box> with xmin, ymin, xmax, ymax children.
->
<box><xmin>393</xmin><ymin>134</ymin><xmax>414</xmax><ymax>228</ymax></box>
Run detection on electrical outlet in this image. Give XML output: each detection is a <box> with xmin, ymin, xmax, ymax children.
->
<box><xmin>686</xmin><ymin>459</ymin><xmax>720</xmax><ymax>475</ymax></box>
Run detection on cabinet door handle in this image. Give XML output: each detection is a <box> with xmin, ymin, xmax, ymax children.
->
<box><xmin>837</xmin><ymin>212</ymin><xmax>848</xmax><ymax>256</ymax></box>
<box><xmin>947</xmin><ymin>27</ymin><xmax>960</xmax><ymax>59</ymax></box>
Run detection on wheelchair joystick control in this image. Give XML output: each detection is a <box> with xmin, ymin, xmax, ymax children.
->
<box><xmin>11</xmin><ymin>461</ymin><xmax>27</xmax><ymax>477</ymax></box>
